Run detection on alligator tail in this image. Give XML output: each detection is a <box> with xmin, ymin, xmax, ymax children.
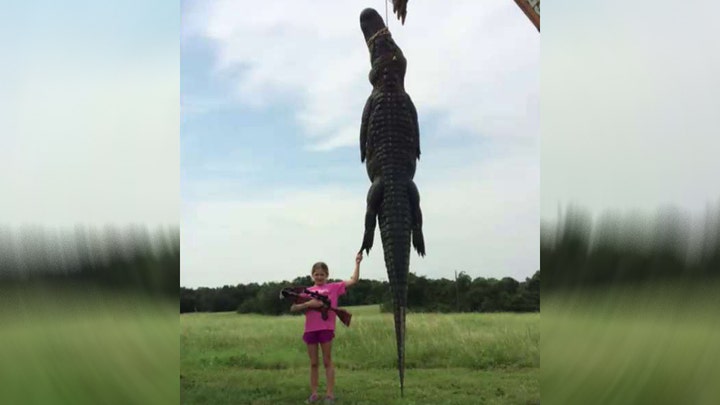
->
<box><xmin>379</xmin><ymin>176</ymin><xmax>411</xmax><ymax>396</ymax></box>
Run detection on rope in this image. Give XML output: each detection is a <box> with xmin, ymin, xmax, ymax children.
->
<box><xmin>366</xmin><ymin>27</ymin><xmax>390</xmax><ymax>47</ymax></box>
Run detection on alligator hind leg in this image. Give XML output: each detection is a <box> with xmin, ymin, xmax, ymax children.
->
<box><xmin>409</xmin><ymin>180</ymin><xmax>425</xmax><ymax>256</ymax></box>
<box><xmin>360</xmin><ymin>177</ymin><xmax>384</xmax><ymax>255</ymax></box>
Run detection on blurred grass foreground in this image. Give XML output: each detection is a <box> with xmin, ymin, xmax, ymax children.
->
<box><xmin>0</xmin><ymin>225</ymin><xmax>179</xmax><ymax>405</ymax></box>
<box><xmin>541</xmin><ymin>203</ymin><xmax>720</xmax><ymax>404</ymax></box>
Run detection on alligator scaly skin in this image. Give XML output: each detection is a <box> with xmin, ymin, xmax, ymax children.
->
<box><xmin>358</xmin><ymin>8</ymin><xmax>425</xmax><ymax>397</ymax></box>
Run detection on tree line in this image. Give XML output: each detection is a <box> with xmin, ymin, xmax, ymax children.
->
<box><xmin>0</xmin><ymin>225</ymin><xmax>179</xmax><ymax>296</ymax></box>
<box><xmin>542</xmin><ymin>204</ymin><xmax>720</xmax><ymax>290</ymax></box>
<box><xmin>180</xmin><ymin>270</ymin><xmax>540</xmax><ymax>315</ymax></box>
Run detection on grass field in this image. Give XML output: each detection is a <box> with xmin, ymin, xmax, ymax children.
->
<box><xmin>181</xmin><ymin>305</ymin><xmax>539</xmax><ymax>404</ymax></box>
<box><xmin>542</xmin><ymin>281</ymin><xmax>720</xmax><ymax>405</ymax></box>
<box><xmin>0</xmin><ymin>284</ymin><xmax>179</xmax><ymax>405</ymax></box>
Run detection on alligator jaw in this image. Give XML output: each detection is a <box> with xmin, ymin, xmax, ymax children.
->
<box><xmin>360</xmin><ymin>8</ymin><xmax>387</xmax><ymax>45</ymax></box>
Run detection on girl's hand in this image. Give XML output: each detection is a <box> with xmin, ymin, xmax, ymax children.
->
<box><xmin>356</xmin><ymin>252</ymin><xmax>363</xmax><ymax>264</ymax></box>
<box><xmin>290</xmin><ymin>303</ymin><xmax>305</xmax><ymax>312</ymax></box>
<box><xmin>305</xmin><ymin>299</ymin><xmax>324</xmax><ymax>308</ymax></box>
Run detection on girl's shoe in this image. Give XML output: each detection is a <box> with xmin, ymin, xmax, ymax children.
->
<box><xmin>305</xmin><ymin>393</ymin><xmax>320</xmax><ymax>404</ymax></box>
<box><xmin>324</xmin><ymin>396</ymin><xmax>335</xmax><ymax>404</ymax></box>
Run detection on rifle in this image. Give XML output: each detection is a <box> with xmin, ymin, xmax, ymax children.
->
<box><xmin>279</xmin><ymin>286</ymin><xmax>352</xmax><ymax>327</ymax></box>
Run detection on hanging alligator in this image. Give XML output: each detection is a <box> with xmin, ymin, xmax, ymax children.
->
<box><xmin>357</xmin><ymin>8</ymin><xmax>425</xmax><ymax>397</ymax></box>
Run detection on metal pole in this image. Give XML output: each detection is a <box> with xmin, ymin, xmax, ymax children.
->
<box><xmin>455</xmin><ymin>270</ymin><xmax>459</xmax><ymax>312</ymax></box>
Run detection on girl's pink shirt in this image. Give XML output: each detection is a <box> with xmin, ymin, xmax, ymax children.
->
<box><xmin>303</xmin><ymin>281</ymin><xmax>346</xmax><ymax>333</ymax></box>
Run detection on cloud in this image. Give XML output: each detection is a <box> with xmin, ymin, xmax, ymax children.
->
<box><xmin>183</xmin><ymin>0</ymin><xmax>539</xmax><ymax>150</ymax></box>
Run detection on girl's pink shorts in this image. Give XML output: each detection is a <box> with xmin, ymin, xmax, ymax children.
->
<box><xmin>302</xmin><ymin>329</ymin><xmax>335</xmax><ymax>344</ymax></box>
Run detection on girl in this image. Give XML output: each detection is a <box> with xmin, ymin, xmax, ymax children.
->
<box><xmin>290</xmin><ymin>252</ymin><xmax>363</xmax><ymax>404</ymax></box>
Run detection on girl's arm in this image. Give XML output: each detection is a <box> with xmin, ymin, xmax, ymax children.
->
<box><xmin>344</xmin><ymin>252</ymin><xmax>363</xmax><ymax>288</ymax></box>
<box><xmin>290</xmin><ymin>299</ymin><xmax>323</xmax><ymax>312</ymax></box>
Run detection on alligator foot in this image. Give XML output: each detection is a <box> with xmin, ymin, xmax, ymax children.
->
<box><xmin>409</xmin><ymin>180</ymin><xmax>425</xmax><ymax>256</ymax></box>
<box><xmin>360</xmin><ymin>177</ymin><xmax>384</xmax><ymax>255</ymax></box>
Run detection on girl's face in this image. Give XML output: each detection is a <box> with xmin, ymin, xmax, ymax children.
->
<box><xmin>312</xmin><ymin>269</ymin><xmax>328</xmax><ymax>285</ymax></box>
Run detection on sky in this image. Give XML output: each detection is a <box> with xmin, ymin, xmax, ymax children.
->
<box><xmin>3</xmin><ymin>1</ymin><xmax>714</xmax><ymax>287</ymax></box>
<box><xmin>541</xmin><ymin>0</ymin><xmax>720</xmax><ymax>223</ymax></box>
<box><xmin>180</xmin><ymin>0</ymin><xmax>540</xmax><ymax>287</ymax></box>
<box><xmin>0</xmin><ymin>0</ymin><xmax>179</xmax><ymax>228</ymax></box>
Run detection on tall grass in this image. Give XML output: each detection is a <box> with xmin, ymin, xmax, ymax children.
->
<box><xmin>541</xmin><ymin>202</ymin><xmax>720</xmax><ymax>404</ymax></box>
<box><xmin>182</xmin><ymin>305</ymin><xmax>538</xmax><ymax>371</ymax></box>
<box><xmin>181</xmin><ymin>305</ymin><xmax>539</xmax><ymax>404</ymax></box>
<box><xmin>542</xmin><ymin>282</ymin><xmax>720</xmax><ymax>404</ymax></box>
<box><xmin>0</xmin><ymin>285</ymin><xmax>179</xmax><ymax>405</ymax></box>
<box><xmin>0</xmin><ymin>224</ymin><xmax>180</xmax><ymax>404</ymax></box>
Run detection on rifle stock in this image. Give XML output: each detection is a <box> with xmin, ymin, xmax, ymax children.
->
<box><xmin>333</xmin><ymin>308</ymin><xmax>352</xmax><ymax>327</ymax></box>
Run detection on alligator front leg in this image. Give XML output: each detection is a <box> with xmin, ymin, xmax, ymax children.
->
<box><xmin>409</xmin><ymin>180</ymin><xmax>425</xmax><ymax>257</ymax></box>
<box><xmin>360</xmin><ymin>177</ymin><xmax>384</xmax><ymax>255</ymax></box>
<box><xmin>360</xmin><ymin>95</ymin><xmax>374</xmax><ymax>164</ymax></box>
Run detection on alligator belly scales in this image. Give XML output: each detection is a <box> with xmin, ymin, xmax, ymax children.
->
<box><xmin>358</xmin><ymin>8</ymin><xmax>425</xmax><ymax>396</ymax></box>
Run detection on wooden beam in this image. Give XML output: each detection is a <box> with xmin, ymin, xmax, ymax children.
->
<box><xmin>513</xmin><ymin>0</ymin><xmax>540</xmax><ymax>32</ymax></box>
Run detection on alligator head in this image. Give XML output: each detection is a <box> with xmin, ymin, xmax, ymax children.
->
<box><xmin>360</xmin><ymin>8</ymin><xmax>407</xmax><ymax>90</ymax></box>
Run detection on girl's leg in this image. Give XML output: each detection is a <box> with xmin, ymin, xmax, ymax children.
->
<box><xmin>320</xmin><ymin>340</ymin><xmax>335</xmax><ymax>398</ymax></box>
<box><xmin>307</xmin><ymin>343</ymin><xmax>320</xmax><ymax>396</ymax></box>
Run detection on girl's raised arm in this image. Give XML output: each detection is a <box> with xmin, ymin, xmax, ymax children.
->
<box><xmin>344</xmin><ymin>252</ymin><xmax>362</xmax><ymax>288</ymax></box>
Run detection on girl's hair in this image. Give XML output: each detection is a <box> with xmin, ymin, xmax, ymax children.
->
<box><xmin>311</xmin><ymin>261</ymin><xmax>329</xmax><ymax>275</ymax></box>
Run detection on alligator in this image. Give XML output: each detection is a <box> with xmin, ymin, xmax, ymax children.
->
<box><xmin>358</xmin><ymin>7</ymin><xmax>425</xmax><ymax>396</ymax></box>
